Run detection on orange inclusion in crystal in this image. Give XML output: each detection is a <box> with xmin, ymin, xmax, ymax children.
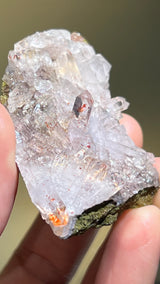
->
<box><xmin>79</xmin><ymin>104</ymin><xmax>86</xmax><ymax>112</ymax></box>
<box><xmin>49</xmin><ymin>212</ymin><xmax>68</xmax><ymax>227</ymax></box>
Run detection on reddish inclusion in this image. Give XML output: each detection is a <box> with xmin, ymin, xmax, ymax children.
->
<box><xmin>49</xmin><ymin>211</ymin><xmax>68</xmax><ymax>227</ymax></box>
<box><xmin>78</xmin><ymin>104</ymin><xmax>86</xmax><ymax>112</ymax></box>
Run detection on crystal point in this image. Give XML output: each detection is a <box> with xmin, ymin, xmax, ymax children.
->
<box><xmin>1</xmin><ymin>30</ymin><xmax>159</xmax><ymax>238</ymax></box>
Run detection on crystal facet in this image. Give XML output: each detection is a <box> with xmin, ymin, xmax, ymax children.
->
<box><xmin>1</xmin><ymin>30</ymin><xmax>159</xmax><ymax>238</ymax></box>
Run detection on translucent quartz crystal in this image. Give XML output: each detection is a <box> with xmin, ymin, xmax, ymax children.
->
<box><xmin>2</xmin><ymin>30</ymin><xmax>159</xmax><ymax>238</ymax></box>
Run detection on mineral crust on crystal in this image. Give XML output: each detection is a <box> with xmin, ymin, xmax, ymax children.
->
<box><xmin>1</xmin><ymin>30</ymin><xmax>159</xmax><ymax>238</ymax></box>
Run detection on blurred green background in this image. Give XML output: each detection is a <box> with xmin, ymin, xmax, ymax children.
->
<box><xmin>0</xmin><ymin>0</ymin><xmax>160</xmax><ymax>282</ymax></box>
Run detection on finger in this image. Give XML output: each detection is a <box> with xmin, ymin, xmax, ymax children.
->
<box><xmin>0</xmin><ymin>104</ymin><xmax>18</xmax><ymax>233</ymax></box>
<box><xmin>83</xmin><ymin>158</ymin><xmax>160</xmax><ymax>283</ymax></box>
<box><xmin>0</xmin><ymin>216</ymin><xmax>96</xmax><ymax>283</ymax></box>
<box><xmin>154</xmin><ymin>157</ymin><xmax>160</xmax><ymax>178</ymax></box>
<box><xmin>83</xmin><ymin>133</ymin><xmax>159</xmax><ymax>283</ymax></box>
<box><xmin>83</xmin><ymin>206</ymin><xmax>160</xmax><ymax>284</ymax></box>
<box><xmin>120</xmin><ymin>113</ymin><xmax>143</xmax><ymax>148</ymax></box>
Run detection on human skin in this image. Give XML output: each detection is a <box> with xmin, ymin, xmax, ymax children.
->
<box><xmin>0</xmin><ymin>104</ymin><xmax>160</xmax><ymax>284</ymax></box>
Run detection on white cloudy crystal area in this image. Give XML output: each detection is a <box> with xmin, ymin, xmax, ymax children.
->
<box><xmin>3</xmin><ymin>30</ymin><xmax>159</xmax><ymax>238</ymax></box>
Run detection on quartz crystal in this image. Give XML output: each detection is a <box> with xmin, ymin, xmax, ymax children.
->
<box><xmin>1</xmin><ymin>30</ymin><xmax>159</xmax><ymax>238</ymax></box>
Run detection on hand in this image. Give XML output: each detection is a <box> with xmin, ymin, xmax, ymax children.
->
<box><xmin>0</xmin><ymin>103</ymin><xmax>160</xmax><ymax>284</ymax></box>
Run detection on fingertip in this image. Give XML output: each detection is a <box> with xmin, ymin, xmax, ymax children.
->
<box><xmin>106</xmin><ymin>205</ymin><xmax>160</xmax><ymax>260</ymax></box>
<box><xmin>0</xmin><ymin>104</ymin><xmax>15</xmax><ymax>136</ymax></box>
<box><xmin>120</xmin><ymin>113</ymin><xmax>143</xmax><ymax>148</ymax></box>
<box><xmin>154</xmin><ymin>157</ymin><xmax>160</xmax><ymax>177</ymax></box>
<box><xmin>116</xmin><ymin>205</ymin><xmax>160</xmax><ymax>249</ymax></box>
<box><xmin>0</xmin><ymin>103</ymin><xmax>16</xmax><ymax>174</ymax></box>
<box><xmin>0</xmin><ymin>104</ymin><xmax>18</xmax><ymax>234</ymax></box>
<box><xmin>95</xmin><ymin>205</ymin><xmax>160</xmax><ymax>284</ymax></box>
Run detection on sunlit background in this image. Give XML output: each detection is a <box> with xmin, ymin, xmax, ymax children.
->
<box><xmin>0</xmin><ymin>1</ymin><xmax>160</xmax><ymax>283</ymax></box>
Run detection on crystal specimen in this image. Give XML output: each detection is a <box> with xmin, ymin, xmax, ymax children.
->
<box><xmin>1</xmin><ymin>30</ymin><xmax>159</xmax><ymax>238</ymax></box>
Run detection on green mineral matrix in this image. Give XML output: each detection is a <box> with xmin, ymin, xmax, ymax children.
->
<box><xmin>1</xmin><ymin>81</ymin><xmax>9</xmax><ymax>106</ymax></box>
<box><xmin>0</xmin><ymin>29</ymin><xmax>159</xmax><ymax>238</ymax></box>
<box><xmin>73</xmin><ymin>187</ymin><xmax>158</xmax><ymax>235</ymax></box>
